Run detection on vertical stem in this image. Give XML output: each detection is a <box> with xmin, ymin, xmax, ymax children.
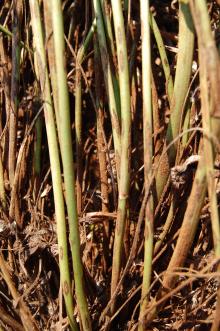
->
<box><xmin>93</xmin><ymin>0</ymin><xmax>121</xmax><ymax>180</ymax></box>
<box><xmin>94</xmin><ymin>38</ymin><xmax>109</xmax><ymax>215</ymax></box>
<box><xmin>167</xmin><ymin>2</ymin><xmax>194</xmax><ymax>152</ymax></box>
<box><xmin>75</xmin><ymin>20</ymin><xmax>96</xmax><ymax>215</ymax></box>
<box><xmin>149</xmin><ymin>12</ymin><xmax>173</xmax><ymax>104</ymax></box>
<box><xmin>51</xmin><ymin>1</ymin><xmax>92</xmax><ymax>330</ymax></box>
<box><xmin>100</xmin><ymin>0</ymin><xmax>116</xmax><ymax>63</ymax></box>
<box><xmin>0</xmin><ymin>148</ymin><xmax>6</xmax><ymax>209</ymax></box>
<box><xmin>155</xmin><ymin>2</ymin><xmax>220</xmax><ymax>324</ymax></box>
<box><xmin>100</xmin><ymin>0</ymin><xmax>121</xmax><ymax>115</ymax></box>
<box><xmin>94</xmin><ymin>35</ymin><xmax>110</xmax><ymax>272</ymax></box>
<box><xmin>191</xmin><ymin>2</ymin><xmax>220</xmax><ymax>330</ymax></box>
<box><xmin>138</xmin><ymin>1</ymin><xmax>154</xmax><ymax>329</ymax></box>
<box><xmin>29</xmin><ymin>1</ymin><xmax>78</xmax><ymax>330</ymax></box>
<box><xmin>33</xmin><ymin>97</ymin><xmax>42</xmax><ymax>178</ymax></box>
<box><xmin>75</xmin><ymin>65</ymin><xmax>82</xmax><ymax>214</ymax></box>
<box><xmin>156</xmin><ymin>2</ymin><xmax>194</xmax><ymax>200</ymax></box>
<box><xmin>9</xmin><ymin>0</ymin><xmax>23</xmax><ymax>185</ymax></box>
<box><xmin>110</xmin><ymin>0</ymin><xmax>131</xmax><ymax>312</ymax></box>
<box><xmin>0</xmin><ymin>37</ymin><xmax>10</xmax><ymax>181</ymax></box>
<box><xmin>43</xmin><ymin>0</ymin><xmax>60</xmax><ymax>139</ymax></box>
<box><xmin>199</xmin><ymin>35</ymin><xmax>220</xmax><ymax>258</ymax></box>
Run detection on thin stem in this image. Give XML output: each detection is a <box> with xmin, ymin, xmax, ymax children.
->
<box><xmin>29</xmin><ymin>1</ymin><xmax>78</xmax><ymax>329</ymax></box>
<box><xmin>149</xmin><ymin>12</ymin><xmax>173</xmax><ymax>104</ymax></box>
<box><xmin>93</xmin><ymin>0</ymin><xmax>121</xmax><ymax>179</ymax></box>
<box><xmin>51</xmin><ymin>1</ymin><xmax>92</xmax><ymax>330</ymax></box>
<box><xmin>138</xmin><ymin>1</ymin><xmax>154</xmax><ymax>330</ymax></box>
<box><xmin>191</xmin><ymin>2</ymin><xmax>220</xmax><ymax>329</ymax></box>
<box><xmin>9</xmin><ymin>0</ymin><xmax>23</xmax><ymax>185</ymax></box>
<box><xmin>156</xmin><ymin>2</ymin><xmax>194</xmax><ymax>200</ymax></box>
<box><xmin>75</xmin><ymin>20</ymin><xmax>96</xmax><ymax>214</ymax></box>
<box><xmin>110</xmin><ymin>0</ymin><xmax>131</xmax><ymax>313</ymax></box>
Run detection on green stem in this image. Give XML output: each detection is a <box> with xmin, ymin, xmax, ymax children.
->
<box><xmin>43</xmin><ymin>1</ymin><xmax>60</xmax><ymax>140</ymax></box>
<box><xmin>75</xmin><ymin>20</ymin><xmax>96</xmax><ymax>214</ymax></box>
<box><xmin>29</xmin><ymin>1</ymin><xmax>78</xmax><ymax>330</ymax></box>
<box><xmin>51</xmin><ymin>1</ymin><xmax>92</xmax><ymax>330</ymax></box>
<box><xmin>138</xmin><ymin>1</ymin><xmax>154</xmax><ymax>329</ymax></box>
<box><xmin>100</xmin><ymin>0</ymin><xmax>116</xmax><ymax>62</ymax></box>
<box><xmin>194</xmin><ymin>0</ymin><xmax>220</xmax><ymax>258</ymax></box>
<box><xmin>149</xmin><ymin>13</ymin><xmax>173</xmax><ymax>104</ymax></box>
<box><xmin>156</xmin><ymin>1</ymin><xmax>194</xmax><ymax>200</ymax></box>
<box><xmin>93</xmin><ymin>0</ymin><xmax>121</xmax><ymax>179</ymax></box>
<box><xmin>100</xmin><ymin>0</ymin><xmax>121</xmax><ymax>119</ymax></box>
<box><xmin>148</xmin><ymin>1</ymin><xmax>220</xmax><ymax>325</ymax></box>
<box><xmin>110</xmin><ymin>0</ymin><xmax>131</xmax><ymax>313</ymax></box>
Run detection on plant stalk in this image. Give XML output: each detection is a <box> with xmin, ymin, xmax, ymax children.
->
<box><xmin>51</xmin><ymin>1</ymin><xmax>92</xmax><ymax>329</ymax></box>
